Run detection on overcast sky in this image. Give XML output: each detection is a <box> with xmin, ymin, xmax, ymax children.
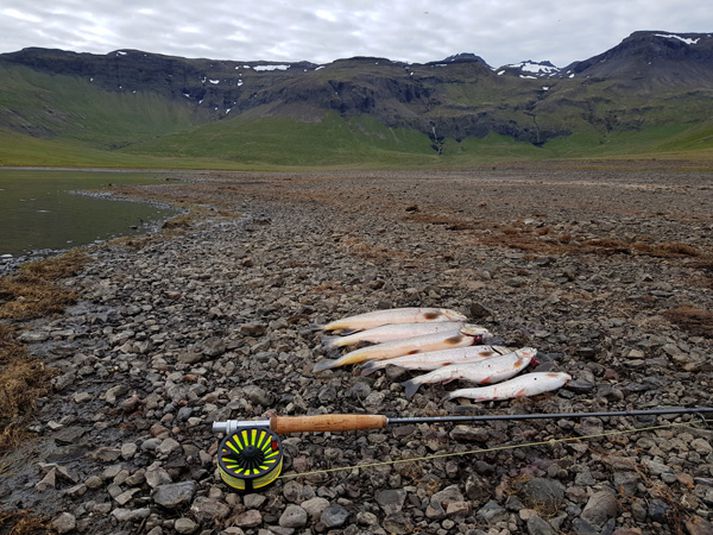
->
<box><xmin>1</xmin><ymin>1</ymin><xmax>711</xmax><ymax>67</ymax></box>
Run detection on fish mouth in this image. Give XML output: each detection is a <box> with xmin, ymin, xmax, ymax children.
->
<box><xmin>529</xmin><ymin>356</ymin><xmax>541</xmax><ymax>368</ymax></box>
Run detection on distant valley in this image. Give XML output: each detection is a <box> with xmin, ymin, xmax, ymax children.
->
<box><xmin>1</xmin><ymin>30</ymin><xmax>713</xmax><ymax>168</ymax></box>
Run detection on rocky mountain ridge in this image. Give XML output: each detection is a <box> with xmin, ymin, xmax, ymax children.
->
<box><xmin>1</xmin><ymin>30</ymin><xmax>712</xmax><ymax>159</ymax></box>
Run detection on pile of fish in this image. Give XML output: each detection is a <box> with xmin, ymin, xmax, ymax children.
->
<box><xmin>314</xmin><ymin>307</ymin><xmax>572</xmax><ymax>402</ymax></box>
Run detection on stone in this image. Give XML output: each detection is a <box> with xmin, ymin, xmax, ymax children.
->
<box><xmin>581</xmin><ymin>490</ymin><xmax>618</xmax><ymax>527</ymax></box>
<box><xmin>242</xmin><ymin>384</ymin><xmax>272</xmax><ymax>406</ymax></box>
<box><xmin>375</xmin><ymin>489</ymin><xmax>406</xmax><ymax>514</ymax></box>
<box><xmin>320</xmin><ymin>504</ymin><xmax>349</xmax><ymax>528</ymax></box>
<box><xmin>178</xmin><ymin>350</ymin><xmax>202</xmax><ymax>364</ymax></box>
<box><xmin>175</xmin><ymin>518</ymin><xmax>198</xmax><ymax>534</ymax></box>
<box><xmin>235</xmin><ymin>509</ymin><xmax>262</xmax><ymax>528</ymax></box>
<box><xmin>279</xmin><ymin>505</ymin><xmax>308</xmax><ymax>529</ymax></box>
<box><xmin>111</xmin><ymin>508</ymin><xmax>151</xmax><ymax>522</ymax></box>
<box><xmin>152</xmin><ymin>481</ymin><xmax>196</xmax><ymax>508</ymax></box>
<box><xmin>240</xmin><ymin>322</ymin><xmax>267</xmax><ymax>336</ymax></box>
<box><xmin>121</xmin><ymin>442</ymin><xmax>138</xmax><ymax>460</ymax></box>
<box><xmin>243</xmin><ymin>493</ymin><xmax>267</xmax><ymax>509</ymax></box>
<box><xmin>114</xmin><ymin>488</ymin><xmax>140</xmax><ymax>506</ymax></box>
<box><xmin>300</xmin><ymin>496</ymin><xmax>330</xmax><ymax>519</ymax></box>
<box><xmin>445</xmin><ymin>501</ymin><xmax>471</xmax><ymax>516</ymax></box>
<box><xmin>685</xmin><ymin>515</ymin><xmax>713</xmax><ymax>535</ymax></box>
<box><xmin>691</xmin><ymin>438</ymin><xmax>713</xmax><ymax>455</ymax></box>
<box><xmin>382</xmin><ymin>512</ymin><xmax>413</xmax><ymax>534</ymax></box>
<box><xmin>449</xmin><ymin>425</ymin><xmax>490</xmax><ymax>443</ymax></box>
<box><xmin>157</xmin><ymin>437</ymin><xmax>181</xmax><ymax>455</ymax></box>
<box><xmin>51</xmin><ymin>512</ymin><xmax>76</xmax><ymax>534</ymax></box>
<box><xmin>521</xmin><ymin>478</ymin><xmax>565</xmax><ymax>514</ymax></box>
<box><xmin>92</xmin><ymin>447</ymin><xmax>122</xmax><ymax>462</ymax></box>
<box><xmin>190</xmin><ymin>496</ymin><xmax>231</xmax><ymax>521</ymax></box>
<box><xmin>476</xmin><ymin>500</ymin><xmax>508</xmax><ymax>524</ymax></box>
<box><xmin>85</xmin><ymin>475</ymin><xmax>103</xmax><ymax>489</ymax></box>
<box><xmin>35</xmin><ymin>468</ymin><xmax>57</xmax><ymax>491</ymax></box>
<box><xmin>146</xmin><ymin>465</ymin><xmax>172</xmax><ymax>488</ymax></box>
<box><xmin>527</xmin><ymin>515</ymin><xmax>557</xmax><ymax>535</ymax></box>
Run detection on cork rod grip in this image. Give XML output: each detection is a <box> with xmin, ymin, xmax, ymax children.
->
<box><xmin>270</xmin><ymin>414</ymin><xmax>388</xmax><ymax>434</ymax></box>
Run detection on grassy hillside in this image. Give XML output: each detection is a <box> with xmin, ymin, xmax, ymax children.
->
<box><xmin>2</xmin><ymin>59</ymin><xmax>713</xmax><ymax>170</ymax></box>
<box><xmin>0</xmin><ymin>64</ymin><xmax>198</xmax><ymax>147</ymax></box>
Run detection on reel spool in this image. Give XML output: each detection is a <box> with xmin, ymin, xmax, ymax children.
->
<box><xmin>218</xmin><ymin>427</ymin><xmax>283</xmax><ymax>491</ymax></box>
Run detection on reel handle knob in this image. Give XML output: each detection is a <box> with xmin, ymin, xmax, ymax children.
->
<box><xmin>270</xmin><ymin>414</ymin><xmax>388</xmax><ymax>434</ymax></box>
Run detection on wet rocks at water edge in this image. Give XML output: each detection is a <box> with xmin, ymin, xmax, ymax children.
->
<box><xmin>1</xmin><ymin>169</ymin><xmax>712</xmax><ymax>534</ymax></box>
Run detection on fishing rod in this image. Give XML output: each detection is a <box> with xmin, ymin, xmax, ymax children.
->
<box><xmin>211</xmin><ymin>406</ymin><xmax>713</xmax><ymax>491</ymax></box>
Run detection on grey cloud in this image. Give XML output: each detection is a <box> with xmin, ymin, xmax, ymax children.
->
<box><xmin>1</xmin><ymin>0</ymin><xmax>712</xmax><ymax>67</ymax></box>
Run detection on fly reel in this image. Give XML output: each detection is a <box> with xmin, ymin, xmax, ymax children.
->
<box><xmin>217</xmin><ymin>427</ymin><xmax>283</xmax><ymax>491</ymax></box>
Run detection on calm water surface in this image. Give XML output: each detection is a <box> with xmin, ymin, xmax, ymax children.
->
<box><xmin>0</xmin><ymin>169</ymin><xmax>175</xmax><ymax>255</ymax></box>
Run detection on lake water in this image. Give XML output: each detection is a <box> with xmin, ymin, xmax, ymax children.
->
<box><xmin>0</xmin><ymin>169</ymin><xmax>175</xmax><ymax>256</ymax></box>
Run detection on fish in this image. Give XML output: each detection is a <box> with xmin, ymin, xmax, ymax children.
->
<box><xmin>360</xmin><ymin>345</ymin><xmax>512</xmax><ymax>376</ymax></box>
<box><xmin>323</xmin><ymin>321</ymin><xmax>468</xmax><ymax>349</ymax></box>
<box><xmin>313</xmin><ymin>325</ymin><xmax>485</xmax><ymax>373</ymax></box>
<box><xmin>401</xmin><ymin>348</ymin><xmax>537</xmax><ymax>399</ymax></box>
<box><xmin>321</xmin><ymin>307</ymin><xmax>467</xmax><ymax>332</ymax></box>
<box><xmin>446</xmin><ymin>372</ymin><xmax>572</xmax><ymax>402</ymax></box>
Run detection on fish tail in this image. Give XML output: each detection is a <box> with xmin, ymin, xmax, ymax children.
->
<box><xmin>321</xmin><ymin>335</ymin><xmax>345</xmax><ymax>349</ymax></box>
<box><xmin>312</xmin><ymin>359</ymin><xmax>340</xmax><ymax>373</ymax></box>
<box><xmin>359</xmin><ymin>360</ymin><xmax>382</xmax><ymax>376</ymax></box>
<box><xmin>402</xmin><ymin>378</ymin><xmax>422</xmax><ymax>400</ymax></box>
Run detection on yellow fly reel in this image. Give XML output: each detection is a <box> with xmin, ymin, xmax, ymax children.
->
<box><xmin>218</xmin><ymin>427</ymin><xmax>283</xmax><ymax>491</ymax></box>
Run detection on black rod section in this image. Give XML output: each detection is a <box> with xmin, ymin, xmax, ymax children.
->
<box><xmin>387</xmin><ymin>407</ymin><xmax>713</xmax><ymax>425</ymax></box>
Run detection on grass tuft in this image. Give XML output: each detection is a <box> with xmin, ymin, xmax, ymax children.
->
<box><xmin>0</xmin><ymin>509</ymin><xmax>53</xmax><ymax>535</ymax></box>
<box><xmin>0</xmin><ymin>250</ymin><xmax>87</xmax><ymax>320</ymax></box>
<box><xmin>663</xmin><ymin>306</ymin><xmax>713</xmax><ymax>338</ymax></box>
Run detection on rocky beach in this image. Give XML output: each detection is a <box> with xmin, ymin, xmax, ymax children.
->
<box><xmin>1</xmin><ymin>165</ymin><xmax>712</xmax><ymax>534</ymax></box>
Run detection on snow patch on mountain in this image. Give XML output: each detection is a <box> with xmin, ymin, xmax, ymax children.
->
<box><xmin>505</xmin><ymin>60</ymin><xmax>560</xmax><ymax>76</ymax></box>
<box><xmin>654</xmin><ymin>33</ymin><xmax>700</xmax><ymax>45</ymax></box>
<box><xmin>253</xmin><ymin>64</ymin><xmax>290</xmax><ymax>71</ymax></box>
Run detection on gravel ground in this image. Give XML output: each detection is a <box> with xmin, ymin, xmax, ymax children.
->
<box><xmin>2</xmin><ymin>166</ymin><xmax>712</xmax><ymax>534</ymax></box>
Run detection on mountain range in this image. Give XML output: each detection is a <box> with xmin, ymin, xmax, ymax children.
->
<box><xmin>1</xmin><ymin>30</ymin><xmax>712</xmax><ymax>168</ymax></box>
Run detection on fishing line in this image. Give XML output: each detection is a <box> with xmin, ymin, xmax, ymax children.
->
<box><xmin>277</xmin><ymin>421</ymin><xmax>695</xmax><ymax>480</ymax></box>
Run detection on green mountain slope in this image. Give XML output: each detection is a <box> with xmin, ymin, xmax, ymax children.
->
<box><xmin>2</xmin><ymin>33</ymin><xmax>713</xmax><ymax>169</ymax></box>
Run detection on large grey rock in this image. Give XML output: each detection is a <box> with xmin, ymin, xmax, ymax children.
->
<box><xmin>521</xmin><ymin>478</ymin><xmax>565</xmax><ymax>514</ymax></box>
<box><xmin>190</xmin><ymin>496</ymin><xmax>231</xmax><ymax>521</ymax></box>
<box><xmin>375</xmin><ymin>489</ymin><xmax>407</xmax><ymax>514</ymax></box>
<box><xmin>279</xmin><ymin>505</ymin><xmax>308</xmax><ymax>529</ymax></box>
<box><xmin>581</xmin><ymin>490</ymin><xmax>618</xmax><ymax>527</ymax></box>
<box><xmin>51</xmin><ymin>512</ymin><xmax>76</xmax><ymax>534</ymax></box>
<box><xmin>152</xmin><ymin>481</ymin><xmax>196</xmax><ymax>508</ymax></box>
<box><xmin>174</xmin><ymin>517</ymin><xmax>198</xmax><ymax>534</ymax></box>
<box><xmin>477</xmin><ymin>500</ymin><xmax>508</xmax><ymax>524</ymax></box>
<box><xmin>235</xmin><ymin>509</ymin><xmax>262</xmax><ymax>528</ymax></box>
<box><xmin>300</xmin><ymin>496</ymin><xmax>330</xmax><ymax>519</ymax></box>
<box><xmin>320</xmin><ymin>504</ymin><xmax>349</xmax><ymax>528</ymax></box>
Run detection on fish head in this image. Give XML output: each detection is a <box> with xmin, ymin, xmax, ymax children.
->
<box><xmin>460</xmin><ymin>325</ymin><xmax>491</xmax><ymax>338</ymax></box>
<box><xmin>442</xmin><ymin>309</ymin><xmax>468</xmax><ymax>322</ymax></box>
<box><xmin>549</xmin><ymin>372</ymin><xmax>573</xmax><ymax>383</ymax></box>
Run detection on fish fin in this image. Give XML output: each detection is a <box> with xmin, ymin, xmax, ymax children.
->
<box><xmin>402</xmin><ymin>379</ymin><xmax>421</xmax><ymax>400</ymax></box>
<box><xmin>321</xmin><ymin>335</ymin><xmax>345</xmax><ymax>349</ymax></box>
<box><xmin>312</xmin><ymin>359</ymin><xmax>339</xmax><ymax>373</ymax></box>
<box><xmin>359</xmin><ymin>361</ymin><xmax>381</xmax><ymax>376</ymax></box>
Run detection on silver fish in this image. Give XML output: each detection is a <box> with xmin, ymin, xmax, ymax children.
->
<box><xmin>323</xmin><ymin>321</ymin><xmax>468</xmax><ymax>349</ymax></box>
<box><xmin>402</xmin><ymin>348</ymin><xmax>537</xmax><ymax>399</ymax></box>
<box><xmin>447</xmin><ymin>372</ymin><xmax>572</xmax><ymax>402</ymax></box>
<box><xmin>313</xmin><ymin>326</ymin><xmax>485</xmax><ymax>373</ymax></box>
<box><xmin>360</xmin><ymin>345</ymin><xmax>512</xmax><ymax>376</ymax></box>
<box><xmin>322</xmin><ymin>307</ymin><xmax>467</xmax><ymax>332</ymax></box>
